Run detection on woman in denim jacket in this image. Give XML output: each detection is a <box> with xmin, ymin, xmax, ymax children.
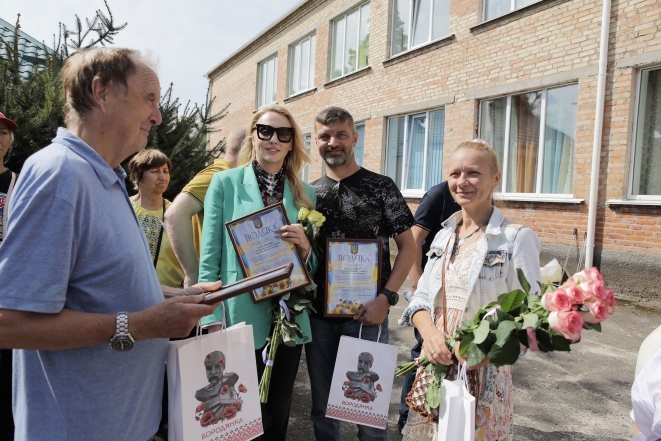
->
<box><xmin>399</xmin><ymin>140</ymin><xmax>541</xmax><ymax>441</ymax></box>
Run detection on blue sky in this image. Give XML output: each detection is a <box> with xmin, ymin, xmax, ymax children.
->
<box><xmin>3</xmin><ymin>0</ymin><xmax>300</xmax><ymax>107</ymax></box>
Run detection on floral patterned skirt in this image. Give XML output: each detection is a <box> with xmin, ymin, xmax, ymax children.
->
<box><xmin>402</xmin><ymin>307</ymin><xmax>514</xmax><ymax>441</ymax></box>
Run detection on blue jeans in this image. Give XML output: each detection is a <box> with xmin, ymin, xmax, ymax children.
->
<box><xmin>306</xmin><ymin>316</ymin><xmax>389</xmax><ymax>441</ymax></box>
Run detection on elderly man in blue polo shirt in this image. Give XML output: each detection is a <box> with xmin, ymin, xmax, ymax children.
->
<box><xmin>0</xmin><ymin>48</ymin><xmax>221</xmax><ymax>441</ymax></box>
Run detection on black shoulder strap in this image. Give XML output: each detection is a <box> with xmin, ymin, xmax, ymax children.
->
<box><xmin>153</xmin><ymin>198</ymin><xmax>166</xmax><ymax>268</ymax></box>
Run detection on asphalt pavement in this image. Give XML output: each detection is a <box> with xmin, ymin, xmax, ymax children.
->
<box><xmin>285</xmin><ymin>291</ymin><xmax>660</xmax><ymax>440</ymax></box>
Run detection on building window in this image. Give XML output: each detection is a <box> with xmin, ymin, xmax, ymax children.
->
<box><xmin>483</xmin><ymin>0</ymin><xmax>541</xmax><ymax>22</ymax></box>
<box><xmin>288</xmin><ymin>34</ymin><xmax>316</xmax><ymax>96</ymax></box>
<box><xmin>257</xmin><ymin>55</ymin><xmax>278</xmax><ymax>108</ymax></box>
<box><xmin>630</xmin><ymin>66</ymin><xmax>661</xmax><ymax>198</ymax></box>
<box><xmin>391</xmin><ymin>0</ymin><xmax>451</xmax><ymax>56</ymax></box>
<box><xmin>355</xmin><ymin>123</ymin><xmax>365</xmax><ymax>166</ymax></box>
<box><xmin>385</xmin><ymin>109</ymin><xmax>445</xmax><ymax>195</ymax></box>
<box><xmin>479</xmin><ymin>83</ymin><xmax>578</xmax><ymax>195</ymax></box>
<box><xmin>330</xmin><ymin>2</ymin><xmax>371</xmax><ymax>80</ymax></box>
<box><xmin>302</xmin><ymin>134</ymin><xmax>312</xmax><ymax>183</ymax></box>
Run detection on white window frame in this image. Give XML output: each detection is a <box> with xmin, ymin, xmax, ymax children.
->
<box><xmin>385</xmin><ymin>109</ymin><xmax>444</xmax><ymax>198</ymax></box>
<box><xmin>302</xmin><ymin>134</ymin><xmax>312</xmax><ymax>183</ymax></box>
<box><xmin>329</xmin><ymin>2</ymin><xmax>370</xmax><ymax>81</ymax></box>
<box><xmin>390</xmin><ymin>0</ymin><xmax>451</xmax><ymax>57</ymax></box>
<box><xmin>354</xmin><ymin>122</ymin><xmax>366</xmax><ymax>166</ymax></box>
<box><xmin>478</xmin><ymin>83</ymin><xmax>578</xmax><ymax>199</ymax></box>
<box><xmin>257</xmin><ymin>54</ymin><xmax>278</xmax><ymax>108</ymax></box>
<box><xmin>628</xmin><ymin>66</ymin><xmax>661</xmax><ymax>201</ymax></box>
<box><xmin>482</xmin><ymin>0</ymin><xmax>543</xmax><ymax>22</ymax></box>
<box><xmin>288</xmin><ymin>34</ymin><xmax>316</xmax><ymax>97</ymax></box>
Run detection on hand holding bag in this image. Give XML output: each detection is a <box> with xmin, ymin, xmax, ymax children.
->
<box><xmin>167</xmin><ymin>304</ymin><xmax>263</xmax><ymax>441</ymax></box>
<box><xmin>325</xmin><ymin>325</ymin><xmax>398</xmax><ymax>429</ymax></box>
<box><xmin>437</xmin><ymin>363</ymin><xmax>476</xmax><ymax>441</ymax></box>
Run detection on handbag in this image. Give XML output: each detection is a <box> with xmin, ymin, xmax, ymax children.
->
<box><xmin>167</xmin><ymin>305</ymin><xmax>263</xmax><ymax>441</ymax></box>
<box><xmin>437</xmin><ymin>363</ymin><xmax>476</xmax><ymax>441</ymax></box>
<box><xmin>406</xmin><ymin>235</ymin><xmax>483</xmax><ymax>423</ymax></box>
<box><xmin>325</xmin><ymin>325</ymin><xmax>398</xmax><ymax>429</ymax></box>
<box><xmin>406</xmin><ymin>238</ymin><xmax>454</xmax><ymax>422</ymax></box>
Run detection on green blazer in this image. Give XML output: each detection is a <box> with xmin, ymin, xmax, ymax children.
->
<box><xmin>198</xmin><ymin>164</ymin><xmax>317</xmax><ymax>349</ymax></box>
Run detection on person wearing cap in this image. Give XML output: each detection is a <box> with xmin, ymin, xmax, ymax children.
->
<box><xmin>0</xmin><ymin>111</ymin><xmax>18</xmax><ymax>440</ymax></box>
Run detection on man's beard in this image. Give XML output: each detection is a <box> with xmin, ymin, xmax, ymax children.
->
<box><xmin>322</xmin><ymin>147</ymin><xmax>353</xmax><ymax>167</ymax></box>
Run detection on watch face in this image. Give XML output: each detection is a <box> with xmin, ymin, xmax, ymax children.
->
<box><xmin>111</xmin><ymin>337</ymin><xmax>134</xmax><ymax>352</ymax></box>
<box><xmin>390</xmin><ymin>292</ymin><xmax>399</xmax><ymax>306</ymax></box>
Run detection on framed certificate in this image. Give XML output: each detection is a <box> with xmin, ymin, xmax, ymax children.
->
<box><xmin>325</xmin><ymin>239</ymin><xmax>382</xmax><ymax>318</ymax></box>
<box><xmin>226</xmin><ymin>203</ymin><xmax>311</xmax><ymax>303</ymax></box>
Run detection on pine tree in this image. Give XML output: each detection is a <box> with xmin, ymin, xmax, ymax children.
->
<box><xmin>0</xmin><ymin>1</ymin><xmax>228</xmax><ymax>197</ymax></box>
<box><xmin>124</xmin><ymin>84</ymin><xmax>227</xmax><ymax>200</ymax></box>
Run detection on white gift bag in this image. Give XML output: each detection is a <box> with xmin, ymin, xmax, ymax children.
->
<box><xmin>325</xmin><ymin>325</ymin><xmax>398</xmax><ymax>429</ymax></box>
<box><xmin>437</xmin><ymin>363</ymin><xmax>476</xmax><ymax>441</ymax></box>
<box><xmin>167</xmin><ymin>309</ymin><xmax>263</xmax><ymax>441</ymax></box>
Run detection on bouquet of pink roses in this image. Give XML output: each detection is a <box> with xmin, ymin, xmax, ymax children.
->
<box><xmin>542</xmin><ymin>267</ymin><xmax>615</xmax><ymax>342</ymax></box>
<box><xmin>396</xmin><ymin>267</ymin><xmax>616</xmax><ymax>384</ymax></box>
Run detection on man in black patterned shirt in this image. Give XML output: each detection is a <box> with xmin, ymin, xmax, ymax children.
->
<box><xmin>307</xmin><ymin>107</ymin><xmax>416</xmax><ymax>441</ymax></box>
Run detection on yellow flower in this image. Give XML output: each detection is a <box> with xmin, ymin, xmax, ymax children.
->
<box><xmin>308</xmin><ymin>210</ymin><xmax>326</xmax><ymax>228</ymax></box>
<box><xmin>298</xmin><ymin>207</ymin><xmax>311</xmax><ymax>222</ymax></box>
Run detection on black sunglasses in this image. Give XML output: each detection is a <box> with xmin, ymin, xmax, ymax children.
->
<box><xmin>254</xmin><ymin>124</ymin><xmax>295</xmax><ymax>143</ymax></box>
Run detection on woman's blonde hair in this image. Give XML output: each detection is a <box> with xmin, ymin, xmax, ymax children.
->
<box><xmin>238</xmin><ymin>105</ymin><xmax>312</xmax><ymax>210</ymax></box>
<box><xmin>452</xmin><ymin>139</ymin><xmax>500</xmax><ymax>175</ymax></box>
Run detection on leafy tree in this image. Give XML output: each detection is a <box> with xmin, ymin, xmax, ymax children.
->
<box><xmin>0</xmin><ymin>1</ymin><xmax>228</xmax><ymax>197</ymax></box>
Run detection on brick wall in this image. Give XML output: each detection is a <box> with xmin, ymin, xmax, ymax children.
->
<box><xmin>207</xmin><ymin>0</ymin><xmax>661</xmax><ymax>256</ymax></box>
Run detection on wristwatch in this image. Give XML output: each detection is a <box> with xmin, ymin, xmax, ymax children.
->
<box><xmin>110</xmin><ymin>312</ymin><xmax>134</xmax><ymax>351</ymax></box>
<box><xmin>380</xmin><ymin>288</ymin><xmax>399</xmax><ymax>306</ymax></box>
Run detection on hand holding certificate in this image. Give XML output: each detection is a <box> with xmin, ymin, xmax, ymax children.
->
<box><xmin>325</xmin><ymin>239</ymin><xmax>382</xmax><ymax>318</ymax></box>
<box><xmin>226</xmin><ymin>203</ymin><xmax>311</xmax><ymax>303</ymax></box>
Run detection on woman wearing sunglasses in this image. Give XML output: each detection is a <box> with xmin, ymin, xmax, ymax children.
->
<box><xmin>198</xmin><ymin>105</ymin><xmax>316</xmax><ymax>441</ymax></box>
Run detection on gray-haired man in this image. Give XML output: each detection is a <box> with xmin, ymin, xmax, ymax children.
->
<box><xmin>0</xmin><ymin>48</ymin><xmax>220</xmax><ymax>441</ymax></box>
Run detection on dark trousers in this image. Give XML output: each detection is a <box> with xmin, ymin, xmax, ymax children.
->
<box><xmin>398</xmin><ymin>328</ymin><xmax>422</xmax><ymax>427</ymax></box>
<box><xmin>0</xmin><ymin>350</ymin><xmax>13</xmax><ymax>441</ymax></box>
<box><xmin>254</xmin><ymin>343</ymin><xmax>302</xmax><ymax>441</ymax></box>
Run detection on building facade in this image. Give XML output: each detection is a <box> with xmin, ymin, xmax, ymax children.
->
<box><xmin>0</xmin><ymin>17</ymin><xmax>52</xmax><ymax>79</ymax></box>
<box><xmin>206</xmin><ymin>0</ymin><xmax>661</xmax><ymax>298</ymax></box>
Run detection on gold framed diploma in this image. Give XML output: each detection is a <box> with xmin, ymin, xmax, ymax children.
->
<box><xmin>226</xmin><ymin>203</ymin><xmax>311</xmax><ymax>303</ymax></box>
<box><xmin>325</xmin><ymin>239</ymin><xmax>382</xmax><ymax>318</ymax></box>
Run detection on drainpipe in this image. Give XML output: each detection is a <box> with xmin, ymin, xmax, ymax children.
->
<box><xmin>584</xmin><ymin>0</ymin><xmax>612</xmax><ymax>269</ymax></box>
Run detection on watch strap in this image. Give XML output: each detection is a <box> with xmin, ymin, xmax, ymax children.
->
<box><xmin>116</xmin><ymin>312</ymin><xmax>129</xmax><ymax>336</ymax></box>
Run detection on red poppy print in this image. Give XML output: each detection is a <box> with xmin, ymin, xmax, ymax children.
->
<box><xmin>376</xmin><ymin>384</ymin><xmax>382</xmax><ymax>392</ymax></box>
<box><xmin>220</xmin><ymin>385</ymin><xmax>230</xmax><ymax>395</ymax></box>
<box><xmin>221</xmin><ymin>405</ymin><xmax>237</xmax><ymax>420</ymax></box>
<box><xmin>233</xmin><ymin>401</ymin><xmax>242</xmax><ymax>411</ymax></box>
<box><xmin>344</xmin><ymin>388</ymin><xmax>355</xmax><ymax>399</ymax></box>
<box><xmin>196</xmin><ymin>402</ymin><xmax>205</xmax><ymax>412</ymax></box>
<box><xmin>200</xmin><ymin>411</ymin><xmax>218</xmax><ymax>427</ymax></box>
<box><xmin>360</xmin><ymin>393</ymin><xmax>371</xmax><ymax>403</ymax></box>
<box><xmin>363</xmin><ymin>378</ymin><xmax>370</xmax><ymax>384</ymax></box>
<box><xmin>238</xmin><ymin>384</ymin><xmax>247</xmax><ymax>393</ymax></box>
